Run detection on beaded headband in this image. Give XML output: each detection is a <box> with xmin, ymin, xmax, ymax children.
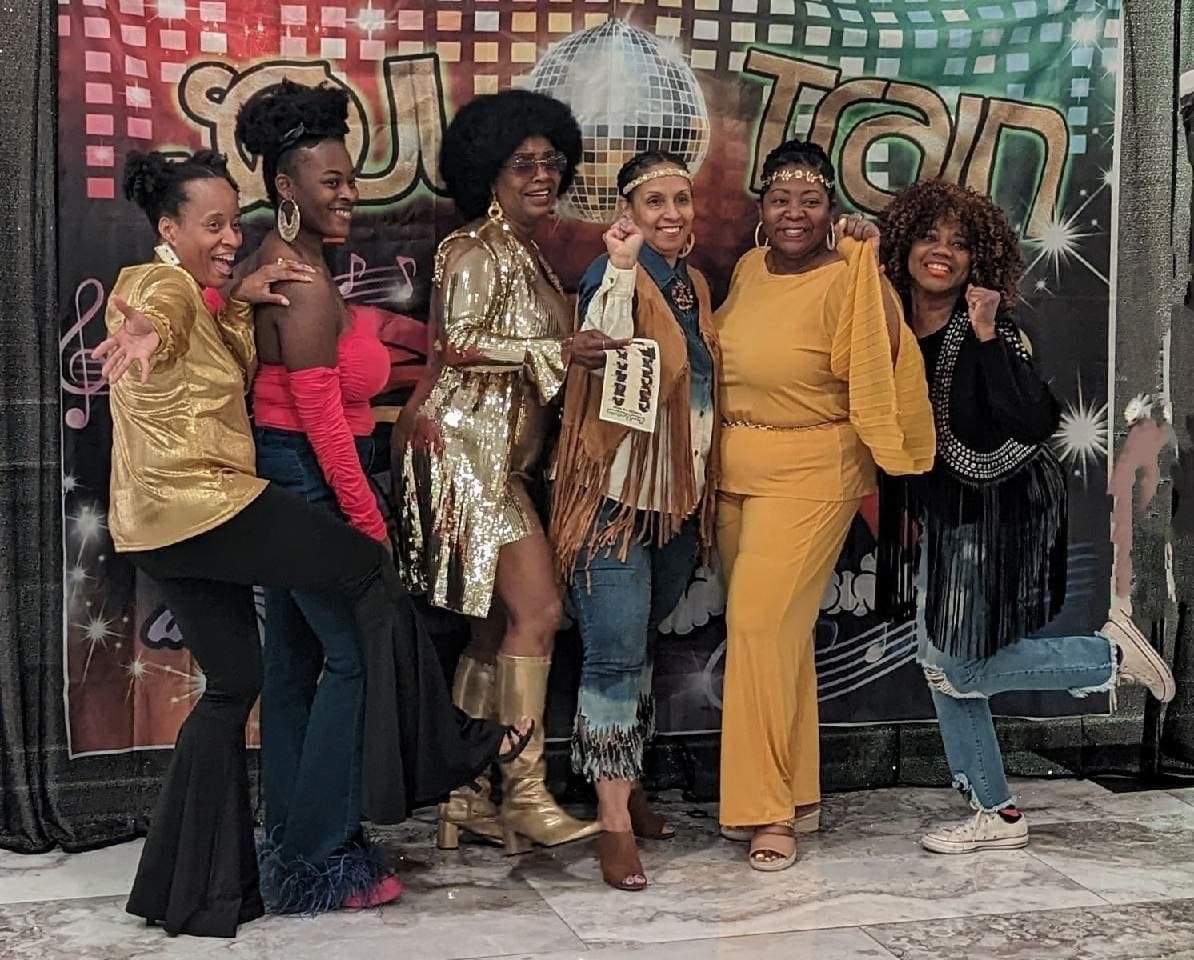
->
<box><xmin>760</xmin><ymin>167</ymin><xmax>833</xmax><ymax>192</ymax></box>
<box><xmin>619</xmin><ymin>166</ymin><xmax>692</xmax><ymax>198</ymax></box>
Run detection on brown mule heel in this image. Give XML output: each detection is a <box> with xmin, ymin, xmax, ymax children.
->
<box><xmin>598</xmin><ymin>832</ymin><xmax>648</xmax><ymax>891</ymax></box>
<box><xmin>628</xmin><ymin>787</ymin><xmax>675</xmax><ymax>840</ymax></box>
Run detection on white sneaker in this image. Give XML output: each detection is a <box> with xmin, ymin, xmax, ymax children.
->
<box><xmin>1102</xmin><ymin>612</ymin><xmax>1176</xmax><ymax>703</ymax></box>
<box><xmin>921</xmin><ymin>810</ymin><xmax>1029</xmax><ymax>854</ymax></box>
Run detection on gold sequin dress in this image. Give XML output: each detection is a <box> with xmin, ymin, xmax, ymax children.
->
<box><xmin>399</xmin><ymin>217</ymin><xmax>569</xmax><ymax>618</ymax></box>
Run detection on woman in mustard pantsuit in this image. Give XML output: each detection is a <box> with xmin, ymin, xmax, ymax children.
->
<box><xmin>715</xmin><ymin>141</ymin><xmax>935</xmax><ymax>871</ymax></box>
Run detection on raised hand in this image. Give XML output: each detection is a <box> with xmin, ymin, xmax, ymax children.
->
<box><xmin>965</xmin><ymin>284</ymin><xmax>1001</xmax><ymax>342</ymax></box>
<box><xmin>93</xmin><ymin>296</ymin><xmax>161</xmax><ymax>385</ymax></box>
<box><xmin>230</xmin><ymin>257</ymin><xmax>316</xmax><ymax>307</ymax></box>
<box><xmin>604</xmin><ymin>216</ymin><xmax>644</xmax><ymax>270</ymax></box>
<box><xmin>836</xmin><ymin>214</ymin><xmax>880</xmax><ymax>248</ymax></box>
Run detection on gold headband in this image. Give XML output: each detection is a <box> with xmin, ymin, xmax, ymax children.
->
<box><xmin>761</xmin><ymin>167</ymin><xmax>833</xmax><ymax>192</ymax></box>
<box><xmin>619</xmin><ymin>166</ymin><xmax>692</xmax><ymax>197</ymax></box>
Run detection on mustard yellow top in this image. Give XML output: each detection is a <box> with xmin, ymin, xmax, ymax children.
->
<box><xmin>716</xmin><ymin>242</ymin><xmax>935</xmax><ymax>500</ymax></box>
<box><xmin>105</xmin><ymin>254</ymin><xmax>267</xmax><ymax>552</ymax></box>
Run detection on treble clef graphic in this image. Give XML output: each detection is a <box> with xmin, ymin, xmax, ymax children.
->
<box><xmin>60</xmin><ymin>278</ymin><xmax>108</xmax><ymax>430</ymax></box>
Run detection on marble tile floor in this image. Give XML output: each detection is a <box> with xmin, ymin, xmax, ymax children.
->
<box><xmin>2</xmin><ymin>779</ymin><xmax>1194</xmax><ymax>960</ymax></box>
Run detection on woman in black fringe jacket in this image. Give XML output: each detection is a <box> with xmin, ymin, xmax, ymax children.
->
<box><xmin>876</xmin><ymin>180</ymin><xmax>1174</xmax><ymax>855</ymax></box>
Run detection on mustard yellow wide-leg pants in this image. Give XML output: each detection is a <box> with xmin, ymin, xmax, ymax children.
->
<box><xmin>716</xmin><ymin>493</ymin><xmax>860</xmax><ymax>828</ymax></box>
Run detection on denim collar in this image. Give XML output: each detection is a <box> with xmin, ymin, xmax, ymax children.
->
<box><xmin>639</xmin><ymin>243</ymin><xmax>687</xmax><ymax>291</ymax></box>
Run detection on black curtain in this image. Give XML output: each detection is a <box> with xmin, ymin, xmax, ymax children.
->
<box><xmin>0</xmin><ymin>0</ymin><xmax>170</xmax><ymax>854</ymax></box>
<box><xmin>0</xmin><ymin>0</ymin><xmax>69</xmax><ymax>853</ymax></box>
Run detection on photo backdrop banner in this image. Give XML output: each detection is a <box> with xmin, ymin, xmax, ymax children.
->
<box><xmin>56</xmin><ymin>0</ymin><xmax>1120</xmax><ymax>755</ymax></box>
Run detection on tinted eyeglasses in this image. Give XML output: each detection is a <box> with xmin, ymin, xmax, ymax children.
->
<box><xmin>504</xmin><ymin>151</ymin><xmax>569</xmax><ymax>175</ymax></box>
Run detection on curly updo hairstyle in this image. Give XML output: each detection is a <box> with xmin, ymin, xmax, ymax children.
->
<box><xmin>439</xmin><ymin>90</ymin><xmax>583</xmax><ymax>220</ymax></box>
<box><xmin>878</xmin><ymin>180</ymin><xmax>1024</xmax><ymax>307</ymax></box>
<box><xmin>616</xmin><ymin>150</ymin><xmax>690</xmax><ymax>198</ymax></box>
<box><xmin>236</xmin><ymin>79</ymin><xmax>351</xmax><ymax>206</ymax></box>
<box><xmin>759</xmin><ymin>139</ymin><xmax>836</xmax><ymax>198</ymax></box>
<box><xmin>123</xmin><ymin>149</ymin><xmax>237</xmax><ymax>228</ymax></box>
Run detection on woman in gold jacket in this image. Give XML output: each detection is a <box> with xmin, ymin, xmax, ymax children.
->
<box><xmin>397</xmin><ymin>91</ymin><xmax>613</xmax><ymax>852</ymax></box>
<box><xmin>98</xmin><ymin>149</ymin><xmax>530</xmax><ymax>938</ymax></box>
<box><xmin>715</xmin><ymin>140</ymin><xmax>935</xmax><ymax>870</ymax></box>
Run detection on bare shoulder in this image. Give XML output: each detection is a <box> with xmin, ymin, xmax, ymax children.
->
<box><xmin>260</xmin><ymin>264</ymin><xmax>341</xmax><ymax>330</ymax></box>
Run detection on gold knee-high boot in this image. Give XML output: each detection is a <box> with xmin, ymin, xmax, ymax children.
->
<box><xmin>436</xmin><ymin>656</ymin><xmax>503</xmax><ymax>849</ymax></box>
<box><xmin>496</xmin><ymin>654</ymin><xmax>600</xmax><ymax>854</ymax></box>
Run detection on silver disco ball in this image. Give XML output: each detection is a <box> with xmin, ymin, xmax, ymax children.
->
<box><xmin>528</xmin><ymin>20</ymin><xmax>711</xmax><ymax>224</ymax></box>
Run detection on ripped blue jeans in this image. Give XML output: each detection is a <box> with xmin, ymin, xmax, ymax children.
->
<box><xmin>924</xmin><ymin>633</ymin><xmax>1116</xmax><ymax>811</ymax></box>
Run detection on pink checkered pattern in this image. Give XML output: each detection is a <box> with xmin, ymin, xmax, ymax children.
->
<box><xmin>57</xmin><ymin>0</ymin><xmax>892</xmax><ymax>201</ymax></box>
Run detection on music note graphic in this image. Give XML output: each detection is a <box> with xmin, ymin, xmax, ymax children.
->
<box><xmin>390</xmin><ymin>255</ymin><xmax>416</xmax><ymax>303</ymax></box>
<box><xmin>337</xmin><ymin>252</ymin><xmax>367</xmax><ymax>297</ymax></box>
<box><xmin>60</xmin><ymin>278</ymin><xmax>108</xmax><ymax>431</ymax></box>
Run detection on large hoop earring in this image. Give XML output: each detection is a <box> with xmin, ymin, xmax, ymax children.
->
<box><xmin>680</xmin><ymin>233</ymin><xmax>695</xmax><ymax>259</ymax></box>
<box><xmin>754</xmin><ymin>222</ymin><xmax>769</xmax><ymax>248</ymax></box>
<box><xmin>277</xmin><ymin>198</ymin><xmax>301</xmax><ymax>243</ymax></box>
<box><xmin>826</xmin><ymin>221</ymin><xmax>837</xmax><ymax>251</ymax></box>
<box><xmin>487</xmin><ymin>194</ymin><xmax>504</xmax><ymax>223</ymax></box>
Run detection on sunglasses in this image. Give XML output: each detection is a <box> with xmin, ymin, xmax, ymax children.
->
<box><xmin>504</xmin><ymin>151</ymin><xmax>569</xmax><ymax>175</ymax></box>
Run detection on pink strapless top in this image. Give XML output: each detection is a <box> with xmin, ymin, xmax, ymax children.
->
<box><xmin>253</xmin><ymin>307</ymin><xmax>390</xmax><ymax>436</ymax></box>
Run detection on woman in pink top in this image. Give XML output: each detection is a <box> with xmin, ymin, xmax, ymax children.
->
<box><xmin>237</xmin><ymin>80</ymin><xmax>534</xmax><ymax>914</ymax></box>
<box><xmin>240</xmin><ymin>83</ymin><xmax>400</xmax><ymax>915</ymax></box>
<box><xmin>251</xmin><ymin>304</ymin><xmax>395</xmax><ymax>913</ymax></box>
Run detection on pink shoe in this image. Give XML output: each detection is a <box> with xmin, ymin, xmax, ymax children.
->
<box><xmin>343</xmin><ymin>874</ymin><xmax>403</xmax><ymax>909</ymax></box>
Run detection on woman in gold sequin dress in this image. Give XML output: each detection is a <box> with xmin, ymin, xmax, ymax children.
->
<box><xmin>398</xmin><ymin>91</ymin><xmax>615</xmax><ymax>852</ymax></box>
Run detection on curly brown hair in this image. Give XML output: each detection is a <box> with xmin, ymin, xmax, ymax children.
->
<box><xmin>878</xmin><ymin>179</ymin><xmax>1024</xmax><ymax>308</ymax></box>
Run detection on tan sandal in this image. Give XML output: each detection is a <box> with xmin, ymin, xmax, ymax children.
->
<box><xmin>722</xmin><ymin>804</ymin><xmax>820</xmax><ymax>843</ymax></box>
<box><xmin>748</xmin><ymin>820</ymin><xmax>797</xmax><ymax>872</ymax></box>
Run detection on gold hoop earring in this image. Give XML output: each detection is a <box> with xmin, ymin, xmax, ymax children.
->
<box><xmin>826</xmin><ymin>221</ymin><xmax>837</xmax><ymax>251</ymax></box>
<box><xmin>754</xmin><ymin>222</ymin><xmax>769</xmax><ymax>249</ymax></box>
<box><xmin>277</xmin><ymin>198</ymin><xmax>301</xmax><ymax>243</ymax></box>
<box><xmin>487</xmin><ymin>194</ymin><xmax>504</xmax><ymax>222</ymax></box>
<box><xmin>680</xmin><ymin>234</ymin><xmax>695</xmax><ymax>259</ymax></box>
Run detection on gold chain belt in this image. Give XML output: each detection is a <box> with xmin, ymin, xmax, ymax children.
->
<box><xmin>721</xmin><ymin>417</ymin><xmax>848</xmax><ymax>432</ymax></box>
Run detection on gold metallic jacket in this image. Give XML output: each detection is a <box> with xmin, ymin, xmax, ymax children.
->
<box><xmin>105</xmin><ymin>253</ymin><xmax>266</xmax><ymax>552</ymax></box>
<box><xmin>399</xmin><ymin>218</ymin><xmax>568</xmax><ymax>617</ymax></box>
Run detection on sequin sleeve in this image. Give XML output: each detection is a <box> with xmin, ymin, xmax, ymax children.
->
<box><xmin>215</xmin><ymin>297</ymin><xmax>257</xmax><ymax>388</ymax></box>
<box><xmin>829</xmin><ymin>242</ymin><xmax>936</xmax><ymax>476</ymax></box>
<box><xmin>110</xmin><ymin>264</ymin><xmax>196</xmax><ymax>369</ymax></box>
<box><xmin>440</xmin><ymin>241</ymin><xmax>566</xmax><ymax>399</ymax></box>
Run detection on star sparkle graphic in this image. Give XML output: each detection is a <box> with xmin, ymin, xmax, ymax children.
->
<box><xmin>1053</xmin><ymin>380</ymin><xmax>1110</xmax><ymax>485</ymax></box>
<box><xmin>70</xmin><ymin>503</ymin><xmax>107</xmax><ymax>549</ymax></box>
<box><xmin>1025</xmin><ymin>209</ymin><xmax>1103</xmax><ymax>285</ymax></box>
<box><xmin>76</xmin><ymin>610</ymin><xmax>117</xmax><ymax>682</ymax></box>
<box><xmin>351</xmin><ymin>1</ymin><xmax>392</xmax><ymax>37</ymax></box>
